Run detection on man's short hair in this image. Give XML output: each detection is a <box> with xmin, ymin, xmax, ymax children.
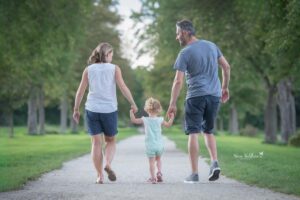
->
<box><xmin>176</xmin><ymin>19</ymin><xmax>196</xmax><ymax>36</ymax></box>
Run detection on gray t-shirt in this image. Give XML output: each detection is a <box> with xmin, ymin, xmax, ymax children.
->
<box><xmin>174</xmin><ymin>40</ymin><xmax>223</xmax><ymax>99</ymax></box>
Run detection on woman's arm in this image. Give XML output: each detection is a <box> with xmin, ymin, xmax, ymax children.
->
<box><xmin>73</xmin><ymin>68</ymin><xmax>88</xmax><ymax>123</ymax></box>
<box><xmin>115</xmin><ymin>65</ymin><xmax>138</xmax><ymax>113</ymax></box>
<box><xmin>130</xmin><ymin>109</ymin><xmax>143</xmax><ymax>124</ymax></box>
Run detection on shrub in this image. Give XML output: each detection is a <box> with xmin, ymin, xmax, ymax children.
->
<box><xmin>289</xmin><ymin>131</ymin><xmax>300</xmax><ymax>147</ymax></box>
<box><xmin>240</xmin><ymin>124</ymin><xmax>258</xmax><ymax>137</ymax></box>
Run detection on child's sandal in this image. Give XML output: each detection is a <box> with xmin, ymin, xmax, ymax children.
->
<box><xmin>156</xmin><ymin>172</ymin><xmax>163</xmax><ymax>182</ymax></box>
<box><xmin>147</xmin><ymin>177</ymin><xmax>157</xmax><ymax>184</ymax></box>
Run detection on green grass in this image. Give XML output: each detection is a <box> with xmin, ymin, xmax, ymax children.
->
<box><xmin>164</xmin><ymin>126</ymin><xmax>300</xmax><ymax>196</ymax></box>
<box><xmin>0</xmin><ymin>126</ymin><xmax>138</xmax><ymax>192</ymax></box>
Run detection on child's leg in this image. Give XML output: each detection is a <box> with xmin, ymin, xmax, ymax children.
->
<box><xmin>155</xmin><ymin>156</ymin><xmax>162</xmax><ymax>173</ymax></box>
<box><xmin>148</xmin><ymin>157</ymin><xmax>156</xmax><ymax>179</ymax></box>
<box><xmin>156</xmin><ymin>155</ymin><xmax>163</xmax><ymax>182</ymax></box>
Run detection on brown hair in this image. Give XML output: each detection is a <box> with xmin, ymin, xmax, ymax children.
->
<box><xmin>176</xmin><ymin>19</ymin><xmax>196</xmax><ymax>36</ymax></box>
<box><xmin>144</xmin><ymin>97</ymin><xmax>162</xmax><ymax>114</ymax></box>
<box><xmin>87</xmin><ymin>42</ymin><xmax>113</xmax><ymax>65</ymax></box>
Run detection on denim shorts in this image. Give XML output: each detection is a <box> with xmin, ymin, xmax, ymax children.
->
<box><xmin>184</xmin><ymin>95</ymin><xmax>220</xmax><ymax>135</ymax></box>
<box><xmin>85</xmin><ymin>109</ymin><xmax>118</xmax><ymax>136</ymax></box>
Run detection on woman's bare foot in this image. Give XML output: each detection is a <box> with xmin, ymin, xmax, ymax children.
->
<box><xmin>96</xmin><ymin>175</ymin><xmax>104</xmax><ymax>184</ymax></box>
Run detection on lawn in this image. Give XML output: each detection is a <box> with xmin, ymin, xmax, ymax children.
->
<box><xmin>0</xmin><ymin>126</ymin><xmax>138</xmax><ymax>192</ymax></box>
<box><xmin>164</xmin><ymin>126</ymin><xmax>300</xmax><ymax>196</ymax></box>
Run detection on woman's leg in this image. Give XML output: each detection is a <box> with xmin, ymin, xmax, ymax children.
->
<box><xmin>91</xmin><ymin>134</ymin><xmax>104</xmax><ymax>182</ymax></box>
<box><xmin>104</xmin><ymin>136</ymin><xmax>116</xmax><ymax>168</ymax></box>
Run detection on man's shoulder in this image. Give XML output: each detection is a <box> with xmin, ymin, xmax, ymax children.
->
<box><xmin>199</xmin><ymin>39</ymin><xmax>217</xmax><ymax>47</ymax></box>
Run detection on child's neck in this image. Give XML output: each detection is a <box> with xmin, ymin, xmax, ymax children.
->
<box><xmin>148</xmin><ymin>113</ymin><xmax>158</xmax><ymax>117</ymax></box>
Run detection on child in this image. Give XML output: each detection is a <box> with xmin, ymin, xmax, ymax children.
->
<box><xmin>130</xmin><ymin>97</ymin><xmax>174</xmax><ymax>184</ymax></box>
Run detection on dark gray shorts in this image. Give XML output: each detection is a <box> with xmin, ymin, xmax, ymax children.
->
<box><xmin>184</xmin><ymin>95</ymin><xmax>220</xmax><ymax>135</ymax></box>
<box><xmin>85</xmin><ymin>109</ymin><xmax>118</xmax><ymax>137</ymax></box>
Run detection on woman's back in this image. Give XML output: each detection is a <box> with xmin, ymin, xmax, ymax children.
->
<box><xmin>85</xmin><ymin>63</ymin><xmax>117</xmax><ymax>113</ymax></box>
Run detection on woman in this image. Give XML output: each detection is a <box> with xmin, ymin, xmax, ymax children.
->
<box><xmin>73</xmin><ymin>42</ymin><xmax>138</xmax><ymax>184</ymax></box>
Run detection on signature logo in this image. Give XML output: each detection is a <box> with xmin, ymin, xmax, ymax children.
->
<box><xmin>233</xmin><ymin>152</ymin><xmax>264</xmax><ymax>159</ymax></box>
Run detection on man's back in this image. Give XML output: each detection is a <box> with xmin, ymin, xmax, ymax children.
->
<box><xmin>174</xmin><ymin>40</ymin><xmax>222</xmax><ymax>99</ymax></box>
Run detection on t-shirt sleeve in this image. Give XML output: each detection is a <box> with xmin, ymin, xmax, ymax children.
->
<box><xmin>160</xmin><ymin>117</ymin><xmax>164</xmax><ymax>124</ymax></box>
<box><xmin>173</xmin><ymin>49</ymin><xmax>188</xmax><ymax>72</ymax></box>
<box><xmin>216</xmin><ymin>45</ymin><xmax>223</xmax><ymax>58</ymax></box>
<box><xmin>141</xmin><ymin>116</ymin><xmax>145</xmax><ymax>124</ymax></box>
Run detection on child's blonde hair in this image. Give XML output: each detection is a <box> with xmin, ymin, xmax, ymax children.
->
<box><xmin>144</xmin><ymin>97</ymin><xmax>162</xmax><ymax>114</ymax></box>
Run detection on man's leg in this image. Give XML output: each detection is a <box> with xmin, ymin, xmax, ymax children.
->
<box><xmin>184</xmin><ymin>133</ymin><xmax>200</xmax><ymax>183</ymax></box>
<box><xmin>203</xmin><ymin>96</ymin><xmax>221</xmax><ymax>181</ymax></box>
<box><xmin>188</xmin><ymin>133</ymin><xmax>199</xmax><ymax>173</ymax></box>
<box><xmin>203</xmin><ymin>133</ymin><xmax>217</xmax><ymax>161</ymax></box>
<box><xmin>204</xmin><ymin>133</ymin><xmax>221</xmax><ymax>181</ymax></box>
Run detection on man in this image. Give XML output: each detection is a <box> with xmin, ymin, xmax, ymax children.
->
<box><xmin>167</xmin><ymin>19</ymin><xmax>230</xmax><ymax>183</ymax></box>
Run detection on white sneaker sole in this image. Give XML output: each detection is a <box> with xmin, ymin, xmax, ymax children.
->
<box><xmin>183</xmin><ymin>180</ymin><xmax>199</xmax><ymax>184</ymax></box>
<box><xmin>208</xmin><ymin>167</ymin><xmax>221</xmax><ymax>181</ymax></box>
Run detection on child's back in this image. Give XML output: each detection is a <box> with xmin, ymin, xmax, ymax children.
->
<box><xmin>142</xmin><ymin>116</ymin><xmax>164</xmax><ymax>150</ymax></box>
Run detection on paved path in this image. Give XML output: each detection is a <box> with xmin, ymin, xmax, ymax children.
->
<box><xmin>1</xmin><ymin>135</ymin><xmax>299</xmax><ymax>200</ymax></box>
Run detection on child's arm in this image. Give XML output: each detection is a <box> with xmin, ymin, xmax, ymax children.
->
<box><xmin>130</xmin><ymin>109</ymin><xmax>143</xmax><ymax>125</ymax></box>
<box><xmin>162</xmin><ymin>113</ymin><xmax>174</xmax><ymax>128</ymax></box>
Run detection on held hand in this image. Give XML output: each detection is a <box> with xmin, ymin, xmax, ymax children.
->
<box><xmin>73</xmin><ymin>110</ymin><xmax>80</xmax><ymax>124</ymax></box>
<box><xmin>129</xmin><ymin>108</ymin><xmax>135</xmax><ymax>114</ymax></box>
<box><xmin>221</xmin><ymin>88</ymin><xmax>230</xmax><ymax>103</ymax></box>
<box><xmin>131</xmin><ymin>105</ymin><xmax>138</xmax><ymax>113</ymax></box>
<box><xmin>168</xmin><ymin>112</ymin><xmax>175</xmax><ymax>119</ymax></box>
<box><xmin>167</xmin><ymin>105</ymin><xmax>177</xmax><ymax>118</ymax></box>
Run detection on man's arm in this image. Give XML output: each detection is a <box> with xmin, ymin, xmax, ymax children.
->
<box><xmin>167</xmin><ymin>70</ymin><xmax>185</xmax><ymax>116</ymax></box>
<box><xmin>218</xmin><ymin>56</ymin><xmax>231</xmax><ymax>103</ymax></box>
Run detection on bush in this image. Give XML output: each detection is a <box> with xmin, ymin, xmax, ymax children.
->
<box><xmin>289</xmin><ymin>131</ymin><xmax>300</xmax><ymax>147</ymax></box>
<box><xmin>240</xmin><ymin>124</ymin><xmax>258</xmax><ymax>137</ymax></box>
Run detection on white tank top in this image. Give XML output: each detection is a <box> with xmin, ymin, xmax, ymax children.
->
<box><xmin>85</xmin><ymin>63</ymin><xmax>117</xmax><ymax>113</ymax></box>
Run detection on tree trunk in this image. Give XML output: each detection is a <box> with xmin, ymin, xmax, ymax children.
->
<box><xmin>219</xmin><ymin>117</ymin><xmax>224</xmax><ymax>131</ymax></box>
<box><xmin>229</xmin><ymin>103</ymin><xmax>239</xmax><ymax>134</ymax></box>
<box><xmin>8</xmin><ymin>109</ymin><xmax>14</xmax><ymax>138</ymax></box>
<box><xmin>60</xmin><ymin>94</ymin><xmax>68</xmax><ymax>133</ymax></box>
<box><xmin>27</xmin><ymin>87</ymin><xmax>38</xmax><ymax>135</ymax></box>
<box><xmin>264</xmin><ymin>85</ymin><xmax>277</xmax><ymax>143</ymax></box>
<box><xmin>277</xmin><ymin>79</ymin><xmax>296</xmax><ymax>144</ymax></box>
<box><xmin>38</xmin><ymin>86</ymin><xmax>45</xmax><ymax>135</ymax></box>
<box><xmin>214</xmin><ymin>117</ymin><xmax>218</xmax><ymax>131</ymax></box>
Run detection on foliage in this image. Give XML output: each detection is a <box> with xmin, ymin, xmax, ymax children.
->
<box><xmin>0</xmin><ymin>126</ymin><xmax>138</xmax><ymax>192</ymax></box>
<box><xmin>164</xmin><ymin>126</ymin><xmax>300</xmax><ymax>196</ymax></box>
<box><xmin>133</xmin><ymin>0</ymin><xmax>300</xmax><ymax>135</ymax></box>
<box><xmin>289</xmin><ymin>131</ymin><xmax>300</xmax><ymax>147</ymax></box>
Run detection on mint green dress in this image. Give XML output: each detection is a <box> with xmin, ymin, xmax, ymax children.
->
<box><xmin>142</xmin><ymin>116</ymin><xmax>164</xmax><ymax>157</ymax></box>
